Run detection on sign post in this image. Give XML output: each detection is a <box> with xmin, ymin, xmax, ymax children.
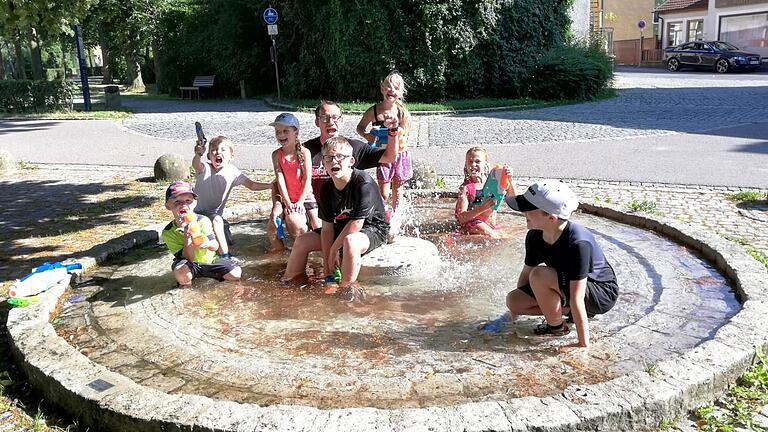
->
<box><xmin>73</xmin><ymin>25</ymin><xmax>91</xmax><ymax>111</ymax></box>
<box><xmin>264</xmin><ymin>7</ymin><xmax>281</xmax><ymax>100</ymax></box>
<box><xmin>638</xmin><ymin>20</ymin><xmax>646</xmax><ymax>67</ymax></box>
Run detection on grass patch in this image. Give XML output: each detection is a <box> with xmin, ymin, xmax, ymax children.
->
<box><xmin>746</xmin><ymin>247</ymin><xmax>768</xmax><ymax>271</ymax></box>
<box><xmin>726</xmin><ymin>191</ymin><xmax>766</xmax><ymax>204</ymax></box>
<box><xmin>625</xmin><ymin>199</ymin><xmax>659</xmax><ymax>214</ymax></box>
<box><xmin>275</xmin><ymin>97</ymin><xmax>564</xmax><ymax>113</ymax></box>
<box><xmin>696</xmin><ymin>348</ymin><xmax>768</xmax><ymax>431</ymax></box>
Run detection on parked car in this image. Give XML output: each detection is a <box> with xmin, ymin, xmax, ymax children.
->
<box><xmin>664</xmin><ymin>41</ymin><xmax>762</xmax><ymax>73</ymax></box>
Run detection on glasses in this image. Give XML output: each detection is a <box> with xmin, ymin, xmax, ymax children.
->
<box><xmin>318</xmin><ymin>114</ymin><xmax>342</xmax><ymax>123</ymax></box>
<box><xmin>322</xmin><ymin>154</ymin><xmax>352</xmax><ymax>163</ymax></box>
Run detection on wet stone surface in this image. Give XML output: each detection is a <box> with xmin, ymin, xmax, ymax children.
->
<box><xmin>56</xmin><ymin>206</ymin><xmax>740</xmax><ymax>410</ymax></box>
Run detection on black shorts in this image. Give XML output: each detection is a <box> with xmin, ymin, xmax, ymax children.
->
<box><xmin>172</xmin><ymin>257</ymin><xmax>238</xmax><ymax>281</ymax></box>
<box><xmin>517</xmin><ymin>271</ymin><xmax>619</xmax><ymax>315</ymax></box>
<box><xmin>312</xmin><ymin>226</ymin><xmax>386</xmax><ymax>256</ymax></box>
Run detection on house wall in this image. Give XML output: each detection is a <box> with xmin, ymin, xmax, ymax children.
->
<box><xmin>603</xmin><ymin>0</ymin><xmax>657</xmax><ymax>41</ymax></box>
<box><xmin>710</xmin><ymin>0</ymin><xmax>768</xmax><ymax>56</ymax></box>
<box><xmin>659</xmin><ymin>9</ymin><xmax>709</xmax><ymax>46</ymax></box>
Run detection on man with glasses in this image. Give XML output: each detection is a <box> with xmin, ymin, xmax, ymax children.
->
<box><xmin>284</xmin><ymin>136</ymin><xmax>389</xmax><ymax>302</ymax></box>
<box><xmin>304</xmin><ymin>100</ymin><xmax>399</xmax><ymax>195</ymax></box>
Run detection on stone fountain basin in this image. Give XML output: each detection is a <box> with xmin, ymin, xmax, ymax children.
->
<box><xmin>7</xmin><ymin>200</ymin><xmax>768</xmax><ymax>432</ymax></box>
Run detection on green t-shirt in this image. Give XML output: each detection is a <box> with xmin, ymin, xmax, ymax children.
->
<box><xmin>161</xmin><ymin>214</ymin><xmax>218</xmax><ymax>264</ymax></box>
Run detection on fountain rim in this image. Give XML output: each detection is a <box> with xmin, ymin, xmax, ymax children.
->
<box><xmin>7</xmin><ymin>195</ymin><xmax>768</xmax><ymax>432</ymax></box>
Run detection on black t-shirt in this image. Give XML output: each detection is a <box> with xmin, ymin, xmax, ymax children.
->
<box><xmin>524</xmin><ymin>221</ymin><xmax>615</xmax><ymax>282</ymax></box>
<box><xmin>304</xmin><ymin>136</ymin><xmax>386</xmax><ymax>171</ymax></box>
<box><xmin>318</xmin><ymin>169</ymin><xmax>389</xmax><ymax>238</ymax></box>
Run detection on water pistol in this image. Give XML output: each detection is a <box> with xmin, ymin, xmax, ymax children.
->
<box><xmin>182</xmin><ymin>213</ymin><xmax>207</xmax><ymax>247</ymax></box>
<box><xmin>8</xmin><ymin>262</ymin><xmax>83</xmax><ymax>298</ymax></box>
<box><xmin>369</xmin><ymin>127</ymin><xmax>407</xmax><ymax>150</ymax></box>
<box><xmin>7</xmin><ymin>296</ymin><xmax>39</xmax><ymax>307</ymax></box>
<box><xmin>481</xmin><ymin>164</ymin><xmax>512</xmax><ymax>211</ymax></box>
<box><xmin>195</xmin><ymin>121</ymin><xmax>207</xmax><ymax>147</ymax></box>
<box><xmin>324</xmin><ymin>267</ymin><xmax>342</xmax><ymax>285</ymax></box>
<box><xmin>275</xmin><ymin>216</ymin><xmax>285</xmax><ymax>240</ymax></box>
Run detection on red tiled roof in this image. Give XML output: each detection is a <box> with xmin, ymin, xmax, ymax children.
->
<box><xmin>655</xmin><ymin>0</ymin><xmax>708</xmax><ymax>12</ymax></box>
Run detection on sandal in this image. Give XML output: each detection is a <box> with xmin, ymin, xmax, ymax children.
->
<box><xmin>534</xmin><ymin>321</ymin><xmax>570</xmax><ymax>336</ymax></box>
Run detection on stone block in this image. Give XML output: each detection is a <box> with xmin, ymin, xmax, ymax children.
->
<box><xmin>153</xmin><ymin>153</ymin><xmax>189</xmax><ymax>182</ymax></box>
<box><xmin>406</xmin><ymin>160</ymin><xmax>438</xmax><ymax>190</ymax></box>
<box><xmin>0</xmin><ymin>150</ymin><xmax>16</xmax><ymax>176</ymax></box>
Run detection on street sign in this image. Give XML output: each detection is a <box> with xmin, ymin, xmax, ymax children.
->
<box><xmin>638</xmin><ymin>19</ymin><xmax>646</xmax><ymax>29</ymax></box>
<box><xmin>263</xmin><ymin>7</ymin><xmax>278</xmax><ymax>25</ymax></box>
<box><xmin>268</xmin><ymin>24</ymin><xmax>278</xmax><ymax>35</ymax></box>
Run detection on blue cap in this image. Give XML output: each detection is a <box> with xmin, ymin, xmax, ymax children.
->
<box><xmin>270</xmin><ymin>113</ymin><xmax>300</xmax><ymax>130</ymax></box>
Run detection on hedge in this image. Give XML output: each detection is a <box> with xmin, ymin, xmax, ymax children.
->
<box><xmin>526</xmin><ymin>42</ymin><xmax>614</xmax><ymax>101</ymax></box>
<box><xmin>0</xmin><ymin>80</ymin><xmax>74</xmax><ymax>113</ymax></box>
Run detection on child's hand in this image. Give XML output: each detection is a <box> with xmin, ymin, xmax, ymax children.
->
<box><xmin>293</xmin><ymin>202</ymin><xmax>306</xmax><ymax>214</ymax></box>
<box><xmin>194</xmin><ymin>140</ymin><xmax>206</xmax><ymax>156</ymax></box>
<box><xmin>382</xmin><ymin>115</ymin><xmax>399</xmax><ymax>130</ymax></box>
<box><xmin>502</xmin><ymin>164</ymin><xmax>513</xmax><ymax>178</ymax></box>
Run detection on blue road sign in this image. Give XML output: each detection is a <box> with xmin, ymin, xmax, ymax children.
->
<box><xmin>263</xmin><ymin>8</ymin><xmax>278</xmax><ymax>25</ymax></box>
<box><xmin>638</xmin><ymin>19</ymin><xmax>646</xmax><ymax>29</ymax></box>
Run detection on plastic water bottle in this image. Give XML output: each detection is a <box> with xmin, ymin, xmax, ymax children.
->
<box><xmin>275</xmin><ymin>216</ymin><xmax>285</xmax><ymax>240</ymax></box>
<box><xmin>9</xmin><ymin>268</ymin><xmax>71</xmax><ymax>298</ymax></box>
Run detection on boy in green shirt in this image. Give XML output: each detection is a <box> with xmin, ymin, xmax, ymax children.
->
<box><xmin>161</xmin><ymin>181</ymin><xmax>241</xmax><ymax>286</ymax></box>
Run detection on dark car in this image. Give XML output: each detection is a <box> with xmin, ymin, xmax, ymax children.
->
<box><xmin>664</xmin><ymin>41</ymin><xmax>762</xmax><ymax>73</ymax></box>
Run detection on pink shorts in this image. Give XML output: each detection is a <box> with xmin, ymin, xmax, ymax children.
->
<box><xmin>377</xmin><ymin>151</ymin><xmax>413</xmax><ymax>183</ymax></box>
<box><xmin>460</xmin><ymin>218</ymin><xmax>498</xmax><ymax>233</ymax></box>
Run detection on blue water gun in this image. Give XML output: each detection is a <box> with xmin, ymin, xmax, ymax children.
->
<box><xmin>9</xmin><ymin>262</ymin><xmax>82</xmax><ymax>298</ymax></box>
<box><xmin>275</xmin><ymin>216</ymin><xmax>285</xmax><ymax>240</ymax></box>
<box><xmin>369</xmin><ymin>127</ymin><xmax>389</xmax><ymax>147</ymax></box>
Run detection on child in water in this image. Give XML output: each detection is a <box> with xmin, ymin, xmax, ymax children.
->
<box><xmin>269</xmin><ymin>113</ymin><xmax>321</xmax><ymax>252</ymax></box>
<box><xmin>455</xmin><ymin>147</ymin><xmax>516</xmax><ymax>239</ymax></box>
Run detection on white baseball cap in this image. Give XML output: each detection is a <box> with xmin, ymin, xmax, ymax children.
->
<box><xmin>269</xmin><ymin>112</ymin><xmax>300</xmax><ymax>130</ymax></box>
<box><xmin>505</xmin><ymin>179</ymin><xmax>579</xmax><ymax>219</ymax></box>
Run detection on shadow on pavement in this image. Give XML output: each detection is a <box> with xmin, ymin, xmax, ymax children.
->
<box><xmin>0</xmin><ymin>120</ymin><xmax>62</xmax><ymax>135</ymax></box>
<box><xmin>0</xmin><ymin>179</ymin><xmax>155</xmax><ymax>282</ymax></box>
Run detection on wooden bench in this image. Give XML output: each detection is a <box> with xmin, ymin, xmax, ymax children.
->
<box><xmin>179</xmin><ymin>75</ymin><xmax>215</xmax><ymax>99</ymax></box>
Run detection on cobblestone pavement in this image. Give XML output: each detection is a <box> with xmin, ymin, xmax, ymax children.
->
<box><xmin>121</xmin><ymin>71</ymin><xmax>768</xmax><ymax>150</ymax></box>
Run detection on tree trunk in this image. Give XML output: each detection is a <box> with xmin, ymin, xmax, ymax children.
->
<box><xmin>126</xmin><ymin>51</ymin><xmax>145</xmax><ymax>92</ymax></box>
<box><xmin>0</xmin><ymin>39</ymin><xmax>6</xmax><ymax>80</ymax></box>
<box><xmin>28</xmin><ymin>27</ymin><xmax>43</xmax><ymax>80</ymax></box>
<box><xmin>60</xmin><ymin>38</ymin><xmax>68</xmax><ymax>79</ymax></box>
<box><xmin>13</xmin><ymin>28</ymin><xmax>26</xmax><ymax>79</ymax></box>
<box><xmin>99</xmin><ymin>30</ymin><xmax>113</xmax><ymax>84</ymax></box>
<box><xmin>151</xmin><ymin>39</ymin><xmax>162</xmax><ymax>94</ymax></box>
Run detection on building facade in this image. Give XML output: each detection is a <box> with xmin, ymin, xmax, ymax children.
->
<box><xmin>656</xmin><ymin>0</ymin><xmax>768</xmax><ymax>57</ymax></box>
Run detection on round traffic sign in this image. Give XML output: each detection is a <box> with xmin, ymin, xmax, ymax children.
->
<box><xmin>263</xmin><ymin>7</ymin><xmax>278</xmax><ymax>25</ymax></box>
<box><xmin>638</xmin><ymin>19</ymin><xmax>646</xmax><ymax>29</ymax></box>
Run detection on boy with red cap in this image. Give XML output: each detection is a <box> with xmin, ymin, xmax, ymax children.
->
<box><xmin>161</xmin><ymin>181</ymin><xmax>241</xmax><ymax>286</ymax></box>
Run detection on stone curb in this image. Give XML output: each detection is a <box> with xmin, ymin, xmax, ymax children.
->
<box><xmin>7</xmin><ymin>198</ymin><xmax>768</xmax><ymax>432</ymax></box>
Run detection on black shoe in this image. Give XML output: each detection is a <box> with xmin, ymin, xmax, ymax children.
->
<box><xmin>533</xmin><ymin>321</ymin><xmax>570</xmax><ymax>336</ymax></box>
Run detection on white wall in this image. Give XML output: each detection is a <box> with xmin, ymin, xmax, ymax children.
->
<box><xmin>711</xmin><ymin>2</ymin><xmax>768</xmax><ymax>56</ymax></box>
<box><xmin>660</xmin><ymin>10</ymin><xmax>708</xmax><ymax>46</ymax></box>
<box><xmin>570</xmin><ymin>0</ymin><xmax>591</xmax><ymax>41</ymax></box>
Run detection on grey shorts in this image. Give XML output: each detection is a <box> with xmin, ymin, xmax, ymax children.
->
<box><xmin>312</xmin><ymin>226</ymin><xmax>387</xmax><ymax>256</ymax></box>
<box><xmin>517</xmin><ymin>273</ymin><xmax>619</xmax><ymax>315</ymax></box>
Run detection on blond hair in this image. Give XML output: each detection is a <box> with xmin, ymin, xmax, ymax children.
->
<box><xmin>208</xmin><ymin>136</ymin><xmax>234</xmax><ymax>154</ymax></box>
<box><xmin>322</xmin><ymin>136</ymin><xmax>352</xmax><ymax>155</ymax></box>
<box><xmin>463</xmin><ymin>147</ymin><xmax>489</xmax><ymax>179</ymax></box>
<box><xmin>381</xmin><ymin>71</ymin><xmax>410</xmax><ymax>121</ymax></box>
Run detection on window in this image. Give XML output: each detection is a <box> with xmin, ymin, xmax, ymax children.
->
<box><xmin>687</xmin><ymin>19</ymin><xmax>704</xmax><ymax>41</ymax></box>
<box><xmin>667</xmin><ymin>22</ymin><xmax>684</xmax><ymax>46</ymax></box>
<box><xmin>719</xmin><ymin>13</ymin><xmax>768</xmax><ymax>50</ymax></box>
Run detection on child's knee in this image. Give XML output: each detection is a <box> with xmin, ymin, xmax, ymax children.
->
<box><xmin>224</xmin><ymin>267</ymin><xmax>241</xmax><ymax>280</ymax></box>
<box><xmin>342</xmin><ymin>235</ymin><xmax>365</xmax><ymax>255</ymax></box>
<box><xmin>174</xmin><ymin>268</ymin><xmax>192</xmax><ymax>285</ymax></box>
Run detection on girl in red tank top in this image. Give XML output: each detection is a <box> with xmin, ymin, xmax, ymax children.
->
<box><xmin>269</xmin><ymin>113</ymin><xmax>320</xmax><ymax>252</ymax></box>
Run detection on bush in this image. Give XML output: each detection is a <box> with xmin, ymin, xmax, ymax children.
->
<box><xmin>526</xmin><ymin>42</ymin><xmax>614</xmax><ymax>101</ymax></box>
<box><xmin>0</xmin><ymin>80</ymin><xmax>74</xmax><ymax>113</ymax></box>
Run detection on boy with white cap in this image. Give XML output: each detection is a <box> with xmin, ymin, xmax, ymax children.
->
<box><xmin>503</xmin><ymin>179</ymin><xmax>619</xmax><ymax>351</ymax></box>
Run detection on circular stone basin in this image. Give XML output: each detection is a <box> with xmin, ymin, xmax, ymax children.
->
<box><xmin>53</xmin><ymin>199</ymin><xmax>740</xmax><ymax>411</ymax></box>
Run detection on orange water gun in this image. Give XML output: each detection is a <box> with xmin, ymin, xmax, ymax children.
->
<box><xmin>182</xmin><ymin>213</ymin><xmax>207</xmax><ymax>247</ymax></box>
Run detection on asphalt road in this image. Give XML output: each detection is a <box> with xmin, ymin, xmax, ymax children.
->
<box><xmin>1</xmin><ymin>68</ymin><xmax>766</xmax><ymax>188</ymax></box>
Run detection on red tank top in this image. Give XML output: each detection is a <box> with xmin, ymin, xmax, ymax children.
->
<box><xmin>278</xmin><ymin>148</ymin><xmax>304</xmax><ymax>202</ymax></box>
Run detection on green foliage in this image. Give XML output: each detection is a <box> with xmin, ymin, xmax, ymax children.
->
<box><xmin>726</xmin><ymin>191</ymin><xmax>765</xmax><ymax>204</ymax></box>
<box><xmin>696</xmin><ymin>348</ymin><xmax>768</xmax><ymax>431</ymax></box>
<box><xmin>625</xmin><ymin>199</ymin><xmax>659</xmax><ymax>214</ymax></box>
<box><xmin>526</xmin><ymin>41</ymin><xmax>614</xmax><ymax>101</ymax></box>
<box><xmin>280</xmin><ymin>0</ymin><xmax>575</xmax><ymax>100</ymax></box>
<box><xmin>0</xmin><ymin>79</ymin><xmax>73</xmax><ymax>113</ymax></box>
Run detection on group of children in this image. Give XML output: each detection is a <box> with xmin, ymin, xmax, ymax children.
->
<box><xmin>161</xmin><ymin>71</ymin><xmax>620</xmax><ymax>349</ymax></box>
